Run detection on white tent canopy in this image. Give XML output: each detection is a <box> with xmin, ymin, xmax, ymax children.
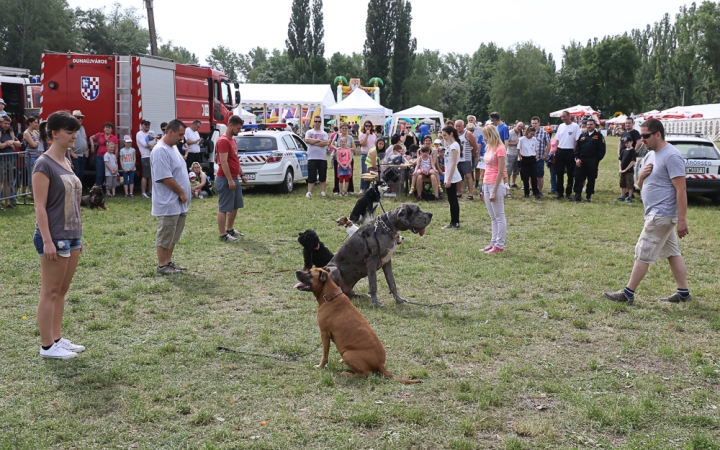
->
<box><xmin>238</xmin><ymin>84</ymin><xmax>336</xmax><ymax>130</ymax></box>
<box><xmin>324</xmin><ymin>88</ymin><xmax>392</xmax><ymax>116</ymax></box>
<box><xmin>647</xmin><ymin>103</ymin><xmax>720</xmax><ymax>120</ymax></box>
<box><xmin>390</xmin><ymin>105</ymin><xmax>444</xmax><ymax>135</ymax></box>
<box><xmin>606</xmin><ymin>115</ymin><xmax>627</xmax><ymax>124</ymax></box>
<box><xmin>550</xmin><ymin>105</ymin><xmax>598</xmax><ymax>118</ymax></box>
<box><xmin>233</xmin><ymin>107</ymin><xmax>257</xmax><ymax>124</ymax></box>
<box><xmin>238</xmin><ymin>84</ymin><xmax>336</xmax><ymax>108</ymax></box>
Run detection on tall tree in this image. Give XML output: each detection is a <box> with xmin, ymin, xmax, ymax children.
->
<box><xmin>102</xmin><ymin>3</ymin><xmax>151</xmax><ymax>56</ymax></box>
<box><xmin>286</xmin><ymin>0</ymin><xmax>311</xmax><ymax>63</ymax></box>
<box><xmin>0</xmin><ymin>0</ymin><xmax>80</xmax><ymax>73</ymax></box>
<box><xmin>206</xmin><ymin>46</ymin><xmax>241</xmax><ymax>80</ymax></box>
<box><xmin>466</xmin><ymin>43</ymin><xmax>502</xmax><ymax>121</ymax></box>
<box><xmin>489</xmin><ymin>42</ymin><xmax>555</xmax><ymax>123</ymax></box>
<box><xmin>308</xmin><ymin>0</ymin><xmax>327</xmax><ymax>83</ymax></box>
<box><xmin>158</xmin><ymin>41</ymin><xmax>199</xmax><ymax>65</ymax></box>
<box><xmin>309</xmin><ymin>0</ymin><xmax>325</xmax><ymax>58</ymax></box>
<box><xmin>388</xmin><ymin>0</ymin><xmax>416</xmax><ymax>110</ymax></box>
<box><xmin>363</xmin><ymin>0</ymin><xmax>394</xmax><ymax>84</ymax></box>
<box><xmin>238</xmin><ymin>47</ymin><xmax>270</xmax><ymax>82</ymax></box>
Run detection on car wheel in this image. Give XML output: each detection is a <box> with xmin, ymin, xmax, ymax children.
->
<box><xmin>279</xmin><ymin>169</ymin><xmax>294</xmax><ymax>194</ymax></box>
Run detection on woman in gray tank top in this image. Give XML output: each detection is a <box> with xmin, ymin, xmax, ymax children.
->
<box><xmin>32</xmin><ymin>111</ymin><xmax>86</xmax><ymax>360</ymax></box>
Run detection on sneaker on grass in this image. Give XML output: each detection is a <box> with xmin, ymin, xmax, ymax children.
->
<box><xmin>40</xmin><ymin>342</ymin><xmax>77</xmax><ymax>360</ymax></box>
<box><xmin>57</xmin><ymin>337</ymin><xmax>85</xmax><ymax>353</ymax></box>
<box><xmin>168</xmin><ymin>261</ymin><xmax>187</xmax><ymax>271</ymax></box>
<box><xmin>220</xmin><ymin>234</ymin><xmax>239</xmax><ymax>242</ymax></box>
<box><xmin>306</xmin><ymin>192</ymin><xmax>312</xmax><ymax>198</ymax></box>
<box><xmin>603</xmin><ymin>289</ymin><xmax>633</xmax><ymax>305</ymax></box>
<box><xmin>659</xmin><ymin>292</ymin><xmax>692</xmax><ymax>303</ymax></box>
<box><xmin>227</xmin><ymin>229</ymin><xmax>244</xmax><ymax>237</ymax></box>
<box><xmin>157</xmin><ymin>264</ymin><xmax>182</xmax><ymax>275</ymax></box>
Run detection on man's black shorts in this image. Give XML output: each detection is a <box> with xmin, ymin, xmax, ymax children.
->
<box><xmin>307</xmin><ymin>159</ymin><xmax>327</xmax><ymax>183</ymax></box>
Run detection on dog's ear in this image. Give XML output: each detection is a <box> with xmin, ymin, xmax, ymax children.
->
<box><xmin>397</xmin><ymin>204</ymin><xmax>411</xmax><ymax>226</ymax></box>
<box><xmin>298</xmin><ymin>232</ymin><xmax>303</xmax><ymax>236</ymax></box>
<box><xmin>319</xmin><ymin>270</ymin><xmax>328</xmax><ymax>283</ymax></box>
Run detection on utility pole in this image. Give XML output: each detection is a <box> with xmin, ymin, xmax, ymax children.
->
<box><xmin>144</xmin><ymin>0</ymin><xmax>158</xmax><ymax>56</ymax></box>
<box><xmin>680</xmin><ymin>86</ymin><xmax>685</xmax><ymax>107</ymax></box>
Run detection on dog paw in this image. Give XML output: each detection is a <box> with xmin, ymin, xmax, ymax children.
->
<box><xmin>314</xmin><ymin>363</ymin><xmax>327</xmax><ymax>369</ymax></box>
<box><xmin>395</xmin><ymin>297</ymin><xmax>409</xmax><ymax>304</ymax></box>
<box><xmin>371</xmin><ymin>299</ymin><xmax>385</xmax><ymax>307</ymax></box>
<box><xmin>338</xmin><ymin>358</ymin><xmax>344</xmax><ymax>364</ymax></box>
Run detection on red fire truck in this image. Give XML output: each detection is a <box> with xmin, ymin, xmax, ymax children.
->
<box><xmin>40</xmin><ymin>52</ymin><xmax>239</xmax><ymax>171</ymax></box>
<box><xmin>0</xmin><ymin>66</ymin><xmax>41</xmax><ymax>134</ymax></box>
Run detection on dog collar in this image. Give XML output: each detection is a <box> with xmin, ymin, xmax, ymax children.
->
<box><xmin>322</xmin><ymin>288</ymin><xmax>343</xmax><ymax>303</ymax></box>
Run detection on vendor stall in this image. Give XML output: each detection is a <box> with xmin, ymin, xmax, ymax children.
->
<box><xmin>389</xmin><ymin>106</ymin><xmax>444</xmax><ymax>136</ymax></box>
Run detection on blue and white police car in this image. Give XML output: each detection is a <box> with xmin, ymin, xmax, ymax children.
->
<box><xmin>636</xmin><ymin>134</ymin><xmax>720</xmax><ymax>203</ymax></box>
<box><xmin>214</xmin><ymin>130</ymin><xmax>309</xmax><ymax>194</ymax></box>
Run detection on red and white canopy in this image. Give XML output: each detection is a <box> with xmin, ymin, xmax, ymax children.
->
<box><xmin>549</xmin><ymin>105</ymin><xmax>598</xmax><ymax>118</ymax></box>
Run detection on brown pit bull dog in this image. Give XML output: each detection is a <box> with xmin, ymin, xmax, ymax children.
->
<box><xmin>294</xmin><ymin>268</ymin><xmax>421</xmax><ymax>384</ymax></box>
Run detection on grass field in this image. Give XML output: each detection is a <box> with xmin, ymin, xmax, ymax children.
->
<box><xmin>1</xmin><ymin>136</ymin><xmax>719</xmax><ymax>449</ymax></box>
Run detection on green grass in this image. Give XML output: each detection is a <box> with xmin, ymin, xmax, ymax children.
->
<box><xmin>1</xmin><ymin>137</ymin><xmax>719</xmax><ymax>448</ymax></box>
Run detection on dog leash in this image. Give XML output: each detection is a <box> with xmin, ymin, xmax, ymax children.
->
<box><xmin>402</xmin><ymin>300</ymin><xmax>455</xmax><ymax>307</ymax></box>
<box><xmin>216</xmin><ymin>343</ymin><xmax>321</xmax><ymax>362</ymax></box>
<box><xmin>241</xmin><ymin>269</ymin><xmax>294</xmax><ymax>275</ymax></box>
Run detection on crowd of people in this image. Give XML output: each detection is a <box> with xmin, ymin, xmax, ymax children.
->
<box><xmin>8</xmin><ymin>103</ymin><xmax>691</xmax><ymax>359</ymax></box>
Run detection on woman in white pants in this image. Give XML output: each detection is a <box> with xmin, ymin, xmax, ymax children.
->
<box><xmin>480</xmin><ymin>125</ymin><xmax>507</xmax><ymax>254</ymax></box>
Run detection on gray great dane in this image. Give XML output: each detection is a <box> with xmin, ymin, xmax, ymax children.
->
<box><xmin>324</xmin><ymin>203</ymin><xmax>433</xmax><ymax>306</ymax></box>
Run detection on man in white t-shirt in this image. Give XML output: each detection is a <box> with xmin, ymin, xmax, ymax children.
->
<box><xmin>184</xmin><ymin>119</ymin><xmax>203</xmax><ymax>171</ymax></box>
<box><xmin>136</xmin><ymin>119</ymin><xmax>157</xmax><ymax>198</ymax></box>
<box><xmin>304</xmin><ymin>117</ymin><xmax>330</xmax><ymax>197</ymax></box>
<box><xmin>554</xmin><ymin>111</ymin><xmax>581</xmax><ymax>199</ymax></box>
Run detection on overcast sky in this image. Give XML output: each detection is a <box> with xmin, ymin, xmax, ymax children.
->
<box><xmin>67</xmin><ymin>0</ymin><xmax>688</xmax><ymax>68</ymax></box>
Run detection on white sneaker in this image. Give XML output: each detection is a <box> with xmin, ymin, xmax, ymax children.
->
<box><xmin>57</xmin><ymin>337</ymin><xmax>86</xmax><ymax>353</ymax></box>
<box><xmin>142</xmin><ymin>193</ymin><xmax>150</xmax><ymax>199</ymax></box>
<box><xmin>40</xmin><ymin>342</ymin><xmax>77</xmax><ymax>360</ymax></box>
<box><xmin>306</xmin><ymin>192</ymin><xmax>312</xmax><ymax>198</ymax></box>
<box><xmin>321</xmin><ymin>191</ymin><xmax>327</xmax><ymax>197</ymax></box>
<box><xmin>359</xmin><ymin>190</ymin><xmax>365</xmax><ymax>195</ymax></box>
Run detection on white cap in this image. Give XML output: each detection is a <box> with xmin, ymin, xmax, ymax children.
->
<box><xmin>189</xmin><ymin>172</ymin><xmax>196</xmax><ymax>178</ymax></box>
<box><xmin>0</xmin><ymin>98</ymin><xmax>5</xmax><ymax>105</ymax></box>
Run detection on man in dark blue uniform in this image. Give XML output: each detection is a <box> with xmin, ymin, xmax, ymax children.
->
<box><xmin>573</xmin><ymin>118</ymin><xmax>606</xmax><ymax>202</ymax></box>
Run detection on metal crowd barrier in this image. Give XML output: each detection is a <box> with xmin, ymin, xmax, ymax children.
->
<box><xmin>0</xmin><ymin>151</ymin><xmax>35</xmax><ymax>208</ymax></box>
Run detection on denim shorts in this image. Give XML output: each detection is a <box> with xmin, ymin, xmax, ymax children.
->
<box><xmin>33</xmin><ymin>231</ymin><xmax>82</xmax><ymax>258</ymax></box>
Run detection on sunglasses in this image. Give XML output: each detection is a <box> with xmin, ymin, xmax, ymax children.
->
<box><xmin>641</xmin><ymin>133</ymin><xmax>654</xmax><ymax>139</ymax></box>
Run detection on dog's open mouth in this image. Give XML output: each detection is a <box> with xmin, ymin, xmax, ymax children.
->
<box><xmin>411</xmin><ymin>227</ymin><xmax>426</xmax><ymax>236</ymax></box>
<box><xmin>293</xmin><ymin>282</ymin><xmax>312</xmax><ymax>291</ymax></box>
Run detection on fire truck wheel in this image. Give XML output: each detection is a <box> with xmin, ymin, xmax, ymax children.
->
<box><xmin>279</xmin><ymin>169</ymin><xmax>294</xmax><ymax>194</ymax></box>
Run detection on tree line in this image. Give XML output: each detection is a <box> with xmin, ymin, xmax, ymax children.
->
<box><xmin>1</xmin><ymin>0</ymin><xmax>719</xmax><ymax>122</ymax></box>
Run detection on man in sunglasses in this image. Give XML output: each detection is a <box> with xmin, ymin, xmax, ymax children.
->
<box><xmin>604</xmin><ymin>119</ymin><xmax>690</xmax><ymax>305</ymax></box>
<box><xmin>304</xmin><ymin>117</ymin><xmax>330</xmax><ymax>197</ymax></box>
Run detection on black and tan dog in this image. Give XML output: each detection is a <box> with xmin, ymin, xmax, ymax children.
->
<box><xmin>297</xmin><ymin>229</ymin><xmax>334</xmax><ymax>270</ymax></box>
<box><xmin>294</xmin><ymin>268</ymin><xmax>421</xmax><ymax>384</ymax></box>
<box><xmin>325</xmin><ymin>203</ymin><xmax>432</xmax><ymax>307</ymax></box>
<box><xmin>349</xmin><ymin>181</ymin><xmax>389</xmax><ymax>225</ymax></box>
<box><xmin>80</xmin><ymin>186</ymin><xmax>107</xmax><ymax>210</ymax></box>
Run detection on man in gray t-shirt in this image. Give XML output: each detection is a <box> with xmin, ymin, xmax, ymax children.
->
<box><xmin>150</xmin><ymin>119</ymin><xmax>191</xmax><ymax>275</ymax></box>
<box><xmin>70</xmin><ymin>111</ymin><xmax>89</xmax><ymax>181</ymax></box>
<box><xmin>603</xmin><ymin>119</ymin><xmax>691</xmax><ymax>306</ymax></box>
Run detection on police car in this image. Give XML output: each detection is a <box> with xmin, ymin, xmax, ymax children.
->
<box><xmin>635</xmin><ymin>134</ymin><xmax>720</xmax><ymax>203</ymax></box>
<box><xmin>213</xmin><ymin>130</ymin><xmax>309</xmax><ymax>193</ymax></box>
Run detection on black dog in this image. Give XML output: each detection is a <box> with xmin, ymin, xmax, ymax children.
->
<box><xmin>297</xmin><ymin>229</ymin><xmax>334</xmax><ymax>270</ymax></box>
<box><xmin>349</xmin><ymin>182</ymin><xmax>389</xmax><ymax>225</ymax></box>
<box><xmin>80</xmin><ymin>186</ymin><xmax>107</xmax><ymax>210</ymax></box>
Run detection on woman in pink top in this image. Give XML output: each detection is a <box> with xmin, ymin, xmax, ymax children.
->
<box><xmin>481</xmin><ymin>125</ymin><xmax>507</xmax><ymax>254</ymax></box>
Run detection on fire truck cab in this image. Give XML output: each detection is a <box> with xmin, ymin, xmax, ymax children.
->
<box><xmin>40</xmin><ymin>52</ymin><xmax>239</xmax><ymax>176</ymax></box>
<box><xmin>0</xmin><ymin>66</ymin><xmax>41</xmax><ymax>134</ymax></box>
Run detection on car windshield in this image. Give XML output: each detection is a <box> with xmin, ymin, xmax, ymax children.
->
<box><xmin>234</xmin><ymin>136</ymin><xmax>278</xmax><ymax>152</ymax></box>
<box><xmin>670</xmin><ymin>142</ymin><xmax>719</xmax><ymax>160</ymax></box>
